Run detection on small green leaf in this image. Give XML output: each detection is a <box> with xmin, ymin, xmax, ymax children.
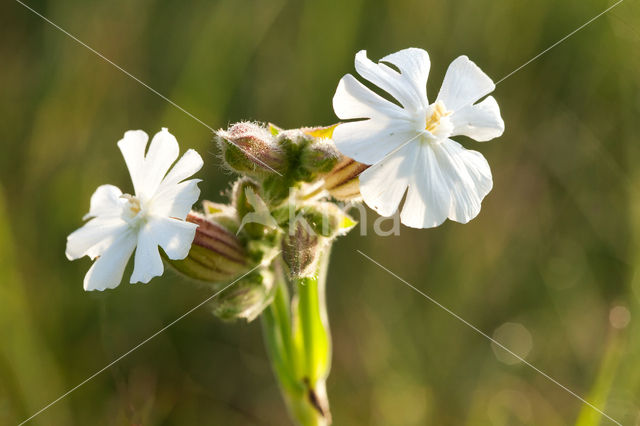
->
<box><xmin>304</xmin><ymin>123</ymin><xmax>339</xmax><ymax>139</ymax></box>
<box><xmin>269</xmin><ymin>122</ymin><xmax>283</xmax><ymax>135</ymax></box>
<box><xmin>202</xmin><ymin>200</ymin><xmax>227</xmax><ymax>215</ymax></box>
<box><xmin>339</xmin><ymin>215</ymin><xmax>357</xmax><ymax>232</ymax></box>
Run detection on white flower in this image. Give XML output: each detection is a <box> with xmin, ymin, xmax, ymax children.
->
<box><xmin>332</xmin><ymin>48</ymin><xmax>504</xmax><ymax>228</ymax></box>
<box><xmin>66</xmin><ymin>128</ymin><xmax>204</xmax><ymax>291</ymax></box>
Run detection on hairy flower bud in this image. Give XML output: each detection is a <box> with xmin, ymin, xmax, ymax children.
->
<box><xmin>261</xmin><ymin>175</ymin><xmax>292</xmax><ymax>207</ymax></box>
<box><xmin>217</xmin><ymin>122</ymin><xmax>285</xmax><ymax>175</ymax></box>
<box><xmin>323</xmin><ymin>157</ymin><xmax>369</xmax><ymax>201</ymax></box>
<box><xmin>300</xmin><ymin>139</ymin><xmax>340</xmax><ymax>176</ymax></box>
<box><xmin>211</xmin><ymin>269</ymin><xmax>275</xmax><ymax>322</ymax></box>
<box><xmin>281</xmin><ymin>219</ymin><xmax>321</xmax><ymax>278</ymax></box>
<box><xmin>273</xmin><ymin>129</ymin><xmax>340</xmax><ymax>184</ymax></box>
<box><xmin>167</xmin><ymin>212</ymin><xmax>249</xmax><ymax>283</ymax></box>
<box><xmin>298</xmin><ymin>203</ymin><xmax>356</xmax><ymax>238</ymax></box>
<box><xmin>274</xmin><ymin>129</ymin><xmax>314</xmax><ymax>180</ymax></box>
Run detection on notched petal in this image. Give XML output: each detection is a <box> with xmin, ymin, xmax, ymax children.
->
<box><xmin>400</xmin><ymin>140</ymin><xmax>493</xmax><ymax>228</ymax></box>
<box><xmin>354</xmin><ymin>48</ymin><xmax>429</xmax><ymax>111</ymax></box>
<box><xmin>83</xmin><ymin>184</ymin><xmax>124</xmax><ymax>220</ymax></box>
<box><xmin>83</xmin><ymin>231</ymin><xmax>136</xmax><ymax>291</ymax></box>
<box><xmin>160</xmin><ymin>149</ymin><xmax>204</xmax><ymax>188</ymax></box>
<box><xmin>118</xmin><ymin>130</ymin><xmax>149</xmax><ymax>195</ymax></box>
<box><xmin>333</xmin><ymin>74</ymin><xmax>405</xmax><ymax>121</ymax></box>
<box><xmin>359</xmin><ymin>143</ymin><xmax>417</xmax><ymax>217</ymax></box>
<box><xmin>450</xmin><ymin>96</ymin><xmax>504</xmax><ymax>142</ymax></box>
<box><xmin>436</xmin><ymin>56</ymin><xmax>495</xmax><ymax>111</ymax></box>
<box><xmin>130</xmin><ymin>225</ymin><xmax>164</xmax><ymax>284</ymax></box>
<box><xmin>66</xmin><ymin>217</ymin><xmax>128</xmax><ymax>260</ymax></box>
<box><xmin>138</xmin><ymin>128</ymin><xmax>180</xmax><ymax>198</ymax></box>
<box><xmin>150</xmin><ymin>179</ymin><xmax>202</xmax><ymax>220</ymax></box>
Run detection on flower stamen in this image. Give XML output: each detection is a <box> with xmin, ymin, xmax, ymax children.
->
<box><xmin>121</xmin><ymin>194</ymin><xmax>144</xmax><ymax>223</ymax></box>
<box><xmin>425</xmin><ymin>101</ymin><xmax>451</xmax><ymax>133</ymax></box>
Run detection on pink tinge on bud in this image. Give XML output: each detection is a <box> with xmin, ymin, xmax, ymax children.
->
<box><xmin>224</xmin><ymin>122</ymin><xmax>270</xmax><ymax>147</ymax></box>
<box><xmin>187</xmin><ymin>212</ymin><xmax>246</xmax><ymax>264</ymax></box>
<box><xmin>218</xmin><ymin>122</ymin><xmax>285</xmax><ymax>172</ymax></box>
<box><xmin>323</xmin><ymin>157</ymin><xmax>369</xmax><ymax>201</ymax></box>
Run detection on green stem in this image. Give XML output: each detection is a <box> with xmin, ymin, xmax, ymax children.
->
<box><xmin>295</xmin><ymin>247</ymin><xmax>331</xmax><ymax>384</ymax></box>
<box><xmin>261</xmin><ymin>246</ymin><xmax>333</xmax><ymax>426</ymax></box>
<box><xmin>274</xmin><ymin>262</ymin><xmax>296</xmax><ymax>375</ymax></box>
<box><xmin>261</xmin><ymin>280</ymin><xmax>298</xmax><ymax>394</ymax></box>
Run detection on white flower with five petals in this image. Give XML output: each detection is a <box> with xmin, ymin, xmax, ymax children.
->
<box><xmin>66</xmin><ymin>128</ymin><xmax>203</xmax><ymax>291</ymax></box>
<box><xmin>332</xmin><ymin>48</ymin><xmax>504</xmax><ymax>228</ymax></box>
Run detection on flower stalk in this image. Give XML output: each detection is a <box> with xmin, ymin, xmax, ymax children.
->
<box><xmin>262</xmin><ymin>246</ymin><xmax>333</xmax><ymax>426</ymax></box>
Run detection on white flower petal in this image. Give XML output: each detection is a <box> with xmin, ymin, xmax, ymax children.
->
<box><xmin>128</xmin><ymin>216</ymin><xmax>196</xmax><ymax>284</ymax></box>
<box><xmin>400</xmin><ymin>139</ymin><xmax>492</xmax><ymax>228</ymax></box>
<box><xmin>66</xmin><ymin>216</ymin><xmax>128</xmax><ymax>260</ymax></box>
<box><xmin>332</xmin><ymin>73</ymin><xmax>415</xmax><ymax>163</ymax></box>
<box><xmin>117</xmin><ymin>130</ymin><xmax>149</xmax><ymax>196</ymax></box>
<box><xmin>83</xmin><ymin>231</ymin><xmax>136</xmax><ymax>291</ymax></box>
<box><xmin>82</xmin><ymin>184</ymin><xmax>124</xmax><ymax>220</ymax></box>
<box><xmin>399</xmin><ymin>144</ymin><xmax>449</xmax><ymax>228</ymax></box>
<box><xmin>333</xmin><ymin>119</ymin><xmax>417</xmax><ymax>165</ymax></box>
<box><xmin>354</xmin><ymin>48</ymin><xmax>429</xmax><ymax>111</ymax></box>
<box><xmin>138</xmin><ymin>128</ymin><xmax>179</xmax><ymax>199</ymax></box>
<box><xmin>148</xmin><ymin>216</ymin><xmax>197</xmax><ymax>260</ymax></box>
<box><xmin>381</xmin><ymin>48</ymin><xmax>430</xmax><ymax>93</ymax></box>
<box><xmin>450</xmin><ymin>96</ymin><xmax>504</xmax><ymax>142</ymax></box>
<box><xmin>130</xmin><ymin>224</ymin><xmax>164</xmax><ymax>284</ymax></box>
<box><xmin>159</xmin><ymin>149</ymin><xmax>204</xmax><ymax>188</ymax></box>
<box><xmin>359</xmin><ymin>143</ymin><xmax>417</xmax><ymax>217</ymax></box>
<box><xmin>333</xmin><ymin>73</ymin><xmax>406</xmax><ymax>121</ymax></box>
<box><xmin>436</xmin><ymin>56</ymin><xmax>495</xmax><ymax>111</ymax></box>
<box><xmin>150</xmin><ymin>179</ymin><xmax>201</xmax><ymax>220</ymax></box>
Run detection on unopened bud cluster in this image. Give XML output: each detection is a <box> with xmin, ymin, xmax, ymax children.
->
<box><xmin>216</xmin><ymin>122</ymin><xmax>367</xmax><ymax>204</ymax></box>
<box><xmin>167</xmin><ymin>122</ymin><xmax>363</xmax><ymax>322</ymax></box>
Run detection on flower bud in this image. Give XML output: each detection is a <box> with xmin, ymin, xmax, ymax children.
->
<box><xmin>300</xmin><ymin>139</ymin><xmax>340</xmax><ymax>176</ymax></box>
<box><xmin>281</xmin><ymin>219</ymin><xmax>321</xmax><ymax>278</ymax></box>
<box><xmin>272</xmin><ymin>130</ymin><xmax>314</xmax><ymax>182</ymax></box>
<box><xmin>217</xmin><ymin>122</ymin><xmax>285</xmax><ymax>176</ymax></box>
<box><xmin>298</xmin><ymin>202</ymin><xmax>356</xmax><ymax>238</ymax></box>
<box><xmin>322</xmin><ymin>157</ymin><xmax>369</xmax><ymax>201</ymax></box>
<box><xmin>210</xmin><ymin>269</ymin><xmax>275</xmax><ymax>322</ymax></box>
<box><xmin>275</xmin><ymin>129</ymin><xmax>339</xmax><ymax>183</ymax></box>
<box><xmin>262</xmin><ymin>174</ymin><xmax>292</xmax><ymax>207</ymax></box>
<box><xmin>167</xmin><ymin>212</ymin><xmax>249</xmax><ymax>283</ymax></box>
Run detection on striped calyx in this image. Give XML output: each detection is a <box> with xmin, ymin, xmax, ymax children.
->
<box><xmin>323</xmin><ymin>157</ymin><xmax>369</xmax><ymax>201</ymax></box>
<box><xmin>167</xmin><ymin>212</ymin><xmax>249</xmax><ymax>283</ymax></box>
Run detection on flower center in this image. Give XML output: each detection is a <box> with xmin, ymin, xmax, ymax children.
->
<box><xmin>121</xmin><ymin>194</ymin><xmax>145</xmax><ymax>224</ymax></box>
<box><xmin>425</xmin><ymin>100</ymin><xmax>452</xmax><ymax>133</ymax></box>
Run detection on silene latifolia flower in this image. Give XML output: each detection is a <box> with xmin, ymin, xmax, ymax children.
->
<box><xmin>332</xmin><ymin>48</ymin><xmax>505</xmax><ymax>228</ymax></box>
<box><xmin>66</xmin><ymin>128</ymin><xmax>203</xmax><ymax>291</ymax></box>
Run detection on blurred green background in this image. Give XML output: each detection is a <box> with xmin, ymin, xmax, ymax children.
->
<box><xmin>2</xmin><ymin>0</ymin><xmax>640</xmax><ymax>424</ymax></box>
